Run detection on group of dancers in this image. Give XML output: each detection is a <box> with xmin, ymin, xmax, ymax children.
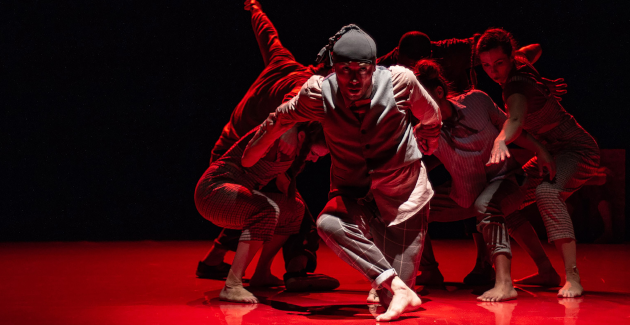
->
<box><xmin>194</xmin><ymin>1</ymin><xmax>600</xmax><ymax>321</ymax></box>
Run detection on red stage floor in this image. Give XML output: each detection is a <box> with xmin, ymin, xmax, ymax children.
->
<box><xmin>1</xmin><ymin>240</ymin><xmax>629</xmax><ymax>324</ymax></box>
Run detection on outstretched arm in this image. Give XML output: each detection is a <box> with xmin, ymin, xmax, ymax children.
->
<box><xmin>486</xmin><ymin>93</ymin><xmax>527</xmax><ymax>165</ymax></box>
<box><xmin>245</xmin><ymin>0</ymin><xmax>293</xmax><ymax>67</ymax></box>
<box><xmin>242</xmin><ymin>76</ymin><xmax>326</xmax><ymax>167</ymax></box>
<box><xmin>242</xmin><ymin>112</ymin><xmax>295</xmax><ymax>167</ymax></box>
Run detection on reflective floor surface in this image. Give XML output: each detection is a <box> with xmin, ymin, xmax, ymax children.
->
<box><xmin>1</xmin><ymin>240</ymin><xmax>629</xmax><ymax>324</ymax></box>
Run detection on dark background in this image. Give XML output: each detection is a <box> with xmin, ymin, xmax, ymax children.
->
<box><xmin>2</xmin><ymin>0</ymin><xmax>628</xmax><ymax>241</ymax></box>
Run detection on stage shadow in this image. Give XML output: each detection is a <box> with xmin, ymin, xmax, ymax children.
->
<box><xmin>264</xmin><ymin>299</ymin><xmax>425</xmax><ymax>321</ymax></box>
<box><xmin>192</xmin><ymin>289</ymin><xmax>427</xmax><ymax>321</ymax></box>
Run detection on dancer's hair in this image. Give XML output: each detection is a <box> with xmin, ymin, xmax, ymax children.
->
<box><xmin>398</xmin><ymin>31</ymin><xmax>432</xmax><ymax>61</ymax></box>
<box><xmin>475</xmin><ymin>28</ymin><xmax>518</xmax><ymax>58</ymax></box>
<box><xmin>414</xmin><ymin>59</ymin><xmax>452</xmax><ymax>98</ymax></box>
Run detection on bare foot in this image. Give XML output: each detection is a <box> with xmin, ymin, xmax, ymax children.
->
<box><xmin>250</xmin><ymin>271</ymin><xmax>284</xmax><ymax>288</ymax></box>
<box><xmin>219</xmin><ymin>284</ymin><xmax>258</xmax><ymax>303</ymax></box>
<box><xmin>477</xmin><ymin>280</ymin><xmax>517</xmax><ymax>302</ymax></box>
<box><xmin>514</xmin><ymin>269</ymin><xmax>561</xmax><ymax>287</ymax></box>
<box><xmin>366</xmin><ymin>288</ymin><xmax>380</xmax><ymax>303</ymax></box>
<box><xmin>375</xmin><ymin>277</ymin><xmax>422</xmax><ymax>322</ymax></box>
<box><xmin>220</xmin><ymin>269</ymin><xmax>259</xmax><ymax>303</ymax></box>
<box><xmin>558</xmin><ymin>267</ymin><xmax>583</xmax><ymax>298</ymax></box>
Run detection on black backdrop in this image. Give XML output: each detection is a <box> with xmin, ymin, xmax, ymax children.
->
<box><xmin>2</xmin><ymin>0</ymin><xmax>628</xmax><ymax>241</ymax></box>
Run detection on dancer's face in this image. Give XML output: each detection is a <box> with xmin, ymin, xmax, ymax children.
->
<box><xmin>479</xmin><ymin>47</ymin><xmax>514</xmax><ymax>86</ymax></box>
<box><xmin>333</xmin><ymin>61</ymin><xmax>375</xmax><ymax>102</ymax></box>
<box><xmin>306</xmin><ymin>143</ymin><xmax>328</xmax><ymax>163</ymax></box>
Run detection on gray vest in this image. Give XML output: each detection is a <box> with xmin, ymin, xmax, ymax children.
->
<box><xmin>321</xmin><ymin>66</ymin><xmax>422</xmax><ymax>199</ymax></box>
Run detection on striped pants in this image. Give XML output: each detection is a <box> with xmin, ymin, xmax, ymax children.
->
<box><xmin>428</xmin><ymin>177</ymin><xmax>524</xmax><ymax>260</ymax></box>
<box><xmin>506</xmin><ymin>124</ymin><xmax>600</xmax><ymax>242</ymax></box>
<box><xmin>195</xmin><ymin>178</ymin><xmax>304</xmax><ymax>242</ymax></box>
<box><xmin>316</xmin><ymin>195</ymin><xmax>427</xmax><ymax>306</ymax></box>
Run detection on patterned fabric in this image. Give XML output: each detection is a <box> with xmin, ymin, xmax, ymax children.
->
<box><xmin>428</xmin><ymin>178</ymin><xmax>523</xmax><ymax>259</ymax></box>
<box><xmin>195</xmin><ymin>180</ymin><xmax>304</xmax><ymax>241</ymax></box>
<box><xmin>208</xmin><ymin>130</ymin><xmax>293</xmax><ymax>191</ymax></box>
<box><xmin>317</xmin><ymin>195</ymin><xmax>427</xmax><ymax>306</ymax></box>
<box><xmin>502</xmin><ymin>61</ymin><xmax>600</xmax><ymax>242</ymax></box>
<box><xmin>272</xmin><ymin>66</ymin><xmax>441</xmax><ymax>225</ymax></box>
<box><xmin>433</xmin><ymin>90</ymin><xmax>521</xmax><ymax>208</ymax></box>
<box><xmin>196</xmin><ymin>130</ymin><xmax>303</xmax><ymax>242</ymax></box>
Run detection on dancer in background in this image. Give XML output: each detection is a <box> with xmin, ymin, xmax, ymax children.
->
<box><xmin>197</xmin><ymin>0</ymin><xmax>338</xmax><ymax>292</ymax></box>
<box><xmin>411</xmin><ymin>59</ymin><xmax>553</xmax><ymax>301</ymax></box>
<box><xmin>479</xmin><ymin>28</ymin><xmax>600</xmax><ymax>298</ymax></box>
<box><xmin>195</xmin><ymin>122</ymin><xmax>328</xmax><ymax>303</ymax></box>
<box><xmin>241</xmin><ymin>25</ymin><xmax>441</xmax><ymax>321</ymax></box>
<box><xmin>379</xmin><ymin>31</ymin><xmax>543</xmax><ymax>286</ymax></box>
<box><xmin>377</xmin><ymin>31</ymin><xmax>542</xmax><ymax>94</ymax></box>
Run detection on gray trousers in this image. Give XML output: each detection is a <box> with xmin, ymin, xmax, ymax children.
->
<box><xmin>429</xmin><ymin>177</ymin><xmax>524</xmax><ymax>260</ymax></box>
<box><xmin>316</xmin><ymin>195</ymin><xmax>428</xmax><ymax>306</ymax></box>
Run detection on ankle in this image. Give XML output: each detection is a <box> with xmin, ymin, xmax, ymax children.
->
<box><xmin>225</xmin><ymin>270</ymin><xmax>243</xmax><ymax>287</ymax></box>
<box><xmin>389</xmin><ymin>276</ymin><xmax>410</xmax><ymax>293</ymax></box>
<box><xmin>565</xmin><ymin>266</ymin><xmax>580</xmax><ymax>279</ymax></box>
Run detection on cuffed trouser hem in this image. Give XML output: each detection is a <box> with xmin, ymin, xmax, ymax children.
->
<box><xmin>480</xmin><ymin>220</ymin><xmax>512</xmax><ymax>260</ymax></box>
<box><xmin>373</xmin><ymin>268</ymin><xmax>397</xmax><ymax>290</ymax></box>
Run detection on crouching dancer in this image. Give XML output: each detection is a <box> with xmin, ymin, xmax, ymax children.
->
<box><xmin>242</xmin><ymin>25</ymin><xmax>441</xmax><ymax>321</ymax></box>
<box><xmin>195</xmin><ymin>122</ymin><xmax>328</xmax><ymax>303</ymax></box>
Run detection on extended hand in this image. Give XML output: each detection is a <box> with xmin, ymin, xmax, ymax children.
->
<box><xmin>486</xmin><ymin>139</ymin><xmax>510</xmax><ymax>165</ymax></box>
<box><xmin>244</xmin><ymin>0</ymin><xmax>261</xmax><ymax>11</ymax></box>
<box><xmin>414</xmin><ymin>123</ymin><xmax>441</xmax><ymax>155</ymax></box>
<box><xmin>542</xmin><ymin>77</ymin><xmax>567</xmax><ymax>101</ymax></box>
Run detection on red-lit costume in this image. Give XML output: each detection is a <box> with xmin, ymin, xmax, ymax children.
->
<box><xmin>196</xmin><ymin>130</ymin><xmax>304</xmax><ymax>242</ymax></box>
<box><xmin>207</xmin><ymin>6</ymin><xmax>328</xmax><ymax>272</ymax></box>
<box><xmin>504</xmin><ymin>55</ymin><xmax>600</xmax><ymax>242</ymax></box>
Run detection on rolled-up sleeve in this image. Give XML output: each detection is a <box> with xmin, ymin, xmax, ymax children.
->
<box><xmin>390</xmin><ymin>66</ymin><xmax>441</xmax><ymax>127</ymax></box>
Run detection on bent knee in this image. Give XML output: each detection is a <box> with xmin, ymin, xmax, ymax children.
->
<box><xmin>316</xmin><ymin>214</ymin><xmax>339</xmax><ymax>237</ymax></box>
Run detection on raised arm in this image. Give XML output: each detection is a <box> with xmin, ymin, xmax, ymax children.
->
<box><xmin>246</xmin><ymin>0</ymin><xmax>293</xmax><ymax>67</ymax></box>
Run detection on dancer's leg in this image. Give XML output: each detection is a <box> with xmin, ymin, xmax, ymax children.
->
<box><xmin>375</xmin><ymin>276</ymin><xmax>423</xmax><ymax>322</ymax></box>
<box><xmin>509</xmin><ymin>219</ymin><xmax>561</xmax><ymax>286</ymax></box>
<box><xmin>250</xmin><ymin>235</ymin><xmax>289</xmax><ymax>287</ymax></box>
<box><xmin>474</xmin><ymin>180</ymin><xmax>519</xmax><ymax>301</ymax></box>
<box><xmin>555</xmin><ymin>238</ymin><xmax>582</xmax><ymax>297</ymax></box>
<box><xmin>220</xmin><ymin>240</ymin><xmax>264</xmax><ymax>303</ymax></box>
